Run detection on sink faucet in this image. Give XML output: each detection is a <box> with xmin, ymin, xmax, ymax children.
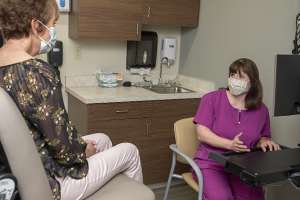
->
<box><xmin>159</xmin><ymin>57</ymin><xmax>170</xmax><ymax>85</ymax></box>
<box><xmin>143</xmin><ymin>76</ymin><xmax>153</xmax><ymax>87</ymax></box>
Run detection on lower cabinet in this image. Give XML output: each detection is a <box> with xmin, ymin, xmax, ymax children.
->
<box><xmin>89</xmin><ymin>118</ymin><xmax>151</xmax><ymax>183</ymax></box>
<box><xmin>149</xmin><ymin>114</ymin><xmax>195</xmax><ymax>183</ymax></box>
<box><xmin>68</xmin><ymin>94</ymin><xmax>200</xmax><ymax>184</ymax></box>
<box><xmin>149</xmin><ymin>99</ymin><xmax>200</xmax><ymax>183</ymax></box>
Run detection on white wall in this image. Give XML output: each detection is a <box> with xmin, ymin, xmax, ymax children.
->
<box><xmin>179</xmin><ymin>1</ymin><xmax>300</xmax><ymax>199</ymax></box>
<box><xmin>44</xmin><ymin>13</ymin><xmax>181</xmax><ymax>106</ymax></box>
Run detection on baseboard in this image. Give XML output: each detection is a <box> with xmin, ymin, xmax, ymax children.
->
<box><xmin>147</xmin><ymin>179</ymin><xmax>185</xmax><ymax>190</ymax></box>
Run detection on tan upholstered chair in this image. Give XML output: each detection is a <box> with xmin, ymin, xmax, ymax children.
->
<box><xmin>0</xmin><ymin>88</ymin><xmax>155</xmax><ymax>200</ymax></box>
<box><xmin>163</xmin><ymin>117</ymin><xmax>203</xmax><ymax>200</ymax></box>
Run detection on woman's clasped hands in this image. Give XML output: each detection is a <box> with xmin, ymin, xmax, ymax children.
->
<box><xmin>85</xmin><ymin>140</ymin><xmax>100</xmax><ymax>158</ymax></box>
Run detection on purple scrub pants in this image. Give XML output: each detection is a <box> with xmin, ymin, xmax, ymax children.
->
<box><xmin>193</xmin><ymin>168</ymin><xmax>265</xmax><ymax>200</ymax></box>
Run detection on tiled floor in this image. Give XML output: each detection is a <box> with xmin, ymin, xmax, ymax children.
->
<box><xmin>151</xmin><ymin>183</ymin><xmax>198</xmax><ymax>200</ymax></box>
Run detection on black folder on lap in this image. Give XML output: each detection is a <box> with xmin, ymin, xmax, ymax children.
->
<box><xmin>209</xmin><ymin>146</ymin><xmax>300</xmax><ymax>187</ymax></box>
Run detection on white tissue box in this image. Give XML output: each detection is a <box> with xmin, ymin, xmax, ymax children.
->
<box><xmin>96</xmin><ymin>73</ymin><xmax>123</xmax><ymax>88</ymax></box>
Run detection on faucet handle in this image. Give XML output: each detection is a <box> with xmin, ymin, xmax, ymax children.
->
<box><xmin>161</xmin><ymin>57</ymin><xmax>168</xmax><ymax>63</ymax></box>
<box><xmin>143</xmin><ymin>76</ymin><xmax>153</xmax><ymax>85</ymax></box>
<box><xmin>161</xmin><ymin>57</ymin><xmax>170</xmax><ymax>68</ymax></box>
<box><xmin>166</xmin><ymin>80</ymin><xmax>181</xmax><ymax>86</ymax></box>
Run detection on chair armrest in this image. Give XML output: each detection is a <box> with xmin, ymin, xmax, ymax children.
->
<box><xmin>169</xmin><ymin>144</ymin><xmax>203</xmax><ymax>191</ymax></box>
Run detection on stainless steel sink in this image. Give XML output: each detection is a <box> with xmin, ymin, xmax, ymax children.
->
<box><xmin>142</xmin><ymin>85</ymin><xmax>195</xmax><ymax>94</ymax></box>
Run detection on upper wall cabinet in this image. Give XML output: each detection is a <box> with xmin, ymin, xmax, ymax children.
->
<box><xmin>69</xmin><ymin>0</ymin><xmax>143</xmax><ymax>40</ymax></box>
<box><xmin>142</xmin><ymin>0</ymin><xmax>200</xmax><ymax>27</ymax></box>
<box><xmin>68</xmin><ymin>0</ymin><xmax>200</xmax><ymax>40</ymax></box>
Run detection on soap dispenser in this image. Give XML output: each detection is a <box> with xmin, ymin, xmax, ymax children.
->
<box><xmin>160</xmin><ymin>37</ymin><xmax>176</xmax><ymax>65</ymax></box>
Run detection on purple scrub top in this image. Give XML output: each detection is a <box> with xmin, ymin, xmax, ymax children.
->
<box><xmin>193</xmin><ymin>89</ymin><xmax>271</xmax><ymax>170</ymax></box>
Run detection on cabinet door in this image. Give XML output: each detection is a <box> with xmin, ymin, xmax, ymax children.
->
<box><xmin>149</xmin><ymin>98</ymin><xmax>201</xmax><ymax>183</ymax></box>
<box><xmin>88</xmin><ymin>118</ymin><xmax>151</xmax><ymax>183</ymax></box>
<box><xmin>149</xmin><ymin>114</ymin><xmax>193</xmax><ymax>183</ymax></box>
<box><xmin>142</xmin><ymin>0</ymin><xmax>200</xmax><ymax>27</ymax></box>
<box><xmin>69</xmin><ymin>0</ymin><xmax>143</xmax><ymax>40</ymax></box>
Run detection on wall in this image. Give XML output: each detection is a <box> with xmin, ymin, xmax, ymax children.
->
<box><xmin>179</xmin><ymin>1</ymin><xmax>300</xmax><ymax>199</ymax></box>
<box><xmin>43</xmin><ymin>13</ymin><xmax>181</xmax><ymax>106</ymax></box>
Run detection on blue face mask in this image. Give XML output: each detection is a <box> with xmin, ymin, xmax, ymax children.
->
<box><xmin>36</xmin><ymin>20</ymin><xmax>56</xmax><ymax>54</ymax></box>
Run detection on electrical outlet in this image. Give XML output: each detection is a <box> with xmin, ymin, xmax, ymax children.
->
<box><xmin>74</xmin><ymin>47</ymin><xmax>82</xmax><ymax>60</ymax></box>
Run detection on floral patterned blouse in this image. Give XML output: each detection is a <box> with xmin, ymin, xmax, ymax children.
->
<box><xmin>0</xmin><ymin>58</ymin><xmax>88</xmax><ymax>200</ymax></box>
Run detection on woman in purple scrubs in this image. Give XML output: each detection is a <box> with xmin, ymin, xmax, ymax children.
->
<box><xmin>192</xmin><ymin>58</ymin><xmax>281</xmax><ymax>200</ymax></box>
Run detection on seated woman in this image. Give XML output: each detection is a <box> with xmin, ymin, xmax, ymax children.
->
<box><xmin>0</xmin><ymin>1</ymin><xmax>142</xmax><ymax>200</ymax></box>
<box><xmin>191</xmin><ymin>58</ymin><xmax>281</xmax><ymax>200</ymax></box>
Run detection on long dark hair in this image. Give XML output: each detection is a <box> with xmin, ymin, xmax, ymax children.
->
<box><xmin>226</xmin><ymin>58</ymin><xmax>263</xmax><ymax>109</ymax></box>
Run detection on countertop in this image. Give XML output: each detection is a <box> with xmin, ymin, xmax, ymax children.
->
<box><xmin>66</xmin><ymin>85</ymin><xmax>205</xmax><ymax>104</ymax></box>
<box><xmin>65</xmin><ymin>75</ymin><xmax>214</xmax><ymax>104</ymax></box>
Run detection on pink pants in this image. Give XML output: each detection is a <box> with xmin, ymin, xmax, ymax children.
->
<box><xmin>193</xmin><ymin>168</ymin><xmax>265</xmax><ymax>200</ymax></box>
<box><xmin>56</xmin><ymin>133</ymin><xmax>143</xmax><ymax>200</ymax></box>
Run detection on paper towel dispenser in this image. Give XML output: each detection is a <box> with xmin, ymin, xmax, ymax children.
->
<box><xmin>126</xmin><ymin>31</ymin><xmax>158</xmax><ymax>69</ymax></box>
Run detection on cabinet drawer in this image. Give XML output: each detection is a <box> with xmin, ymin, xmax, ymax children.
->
<box><xmin>152</xmin><ymin>98</ymin><xmax>200</xmax><ymax>117</ymax></box>
<box><xmin>88</xmin><ymin>101</ymin><xmax>152</xmax><ymax>121</ymax></box>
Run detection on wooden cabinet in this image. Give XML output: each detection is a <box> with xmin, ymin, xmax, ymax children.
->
<box><xmin>91</xmin><ymin>118</ymin><xmax>151</xmax><ymax>183</ymax></box>
<box><xmin>68</xmin><ymin>95</ymin><xmax>152</xmax><ymax>182</ymax></box>
<box><xmin>68</xmin><ymin>94</ymin><xmax>201</xmax><ymax>183</ymax></box>
<box><xmin>149</xmin><ymin>99</ymin><xmax>200</xmax><ymax>183</ymax></box>
<box><xmin>142</xmin><ymin>0</ymin><xmax>200</xmax><ymax>27</ymax></box>
<box><xmin>69</xmin><ymin>0</ymin><xmax>143</xmax><ymax>40</ymax></box>
<box><xmin>68</xmin><ymin>0</ymin><xmax>200</xmax><ymax>40</ymax></box>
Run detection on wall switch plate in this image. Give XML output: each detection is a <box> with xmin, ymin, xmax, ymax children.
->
<box><xmin>74</xmin><ymin>47</ymin><xmax>82</xmax><ymax>60</ymax></box>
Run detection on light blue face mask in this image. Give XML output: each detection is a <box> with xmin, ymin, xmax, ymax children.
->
<box><xmin>36</xmin><ymin>20</ymin><xmax>56</xmax><ymax>54</ymax></box>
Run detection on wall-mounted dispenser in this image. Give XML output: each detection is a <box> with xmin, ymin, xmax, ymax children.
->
<box><xmin>157</xmin><ymin>37</ymin><xmax>177</xmax><ymax>85</ymax></box>
<box><xmin>126</xmin><ymin>31</ymin><xmax>158</xmax><ymax>69</ymax></box>
<box><xmin>47</xmin><ymin>40</ymin><xmax>63</xmax><ymax>79</ymax></box>
<box><xmin>161</xmin><ymin>37</ymin><xmax>176</xmax><ymax>65</ymax></box>
<box><xmin>48</xmin><ymin>40</ymin><xmax>63</xmax><ymax>67</ymax></box>
<box><xmin>56</xmin><ymin>0</ymin><xmax>70</xmax><ymax>12</ymax></box>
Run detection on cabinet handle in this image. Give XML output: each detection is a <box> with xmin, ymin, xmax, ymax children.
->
<box><xmin>137</xmin><ymin>23</ymin><xmax>139</xmax><ymax>35</ymax></box>
<box><xmin>145</xmin><ymin>123</ymin><xmax>149</xmax><ymax>136</ymax></box>
<box><xmin>116</xmin><ymin>110</ymin><xmax>129</xmax><ymax>113</ymax></box>
<box><xmin>147</xmin><ymin>6</ymin><xmax>151</xmax><ymax>19</ymax></box>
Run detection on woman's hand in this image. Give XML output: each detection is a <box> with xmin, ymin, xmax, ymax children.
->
<box><xmin>230</xmin><ymin>132</ymin><xmax>250</xmax><ymax>153</ymax></box>
<box><xmin>257</xmin><ymin>137</ymin><xmax>281</xmax><ymax>152</ymax></box>
<box><xmin>85</xmin><ymin>140</ymin><xmax>98</xmax><ymax>146</ymax></box>
<box><xmin>197</xmin><ymin>124</ymin><xmax>250</xmax><ymax>152</ymax></box>
<box><xmin>85</xmin><ymin>140</ymin><xmax>100</xmax><ymax>158</ymax></box>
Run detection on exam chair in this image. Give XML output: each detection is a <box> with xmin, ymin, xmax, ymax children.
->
<box><xmin>0</xmin><ymin>88</ymin><xmax>155</xmax><ymax>200</ymax></box>
<box><xmin>163</xmin><ymin>117</ymin><xmax>203</xmax><ymax>200</ymax></box>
